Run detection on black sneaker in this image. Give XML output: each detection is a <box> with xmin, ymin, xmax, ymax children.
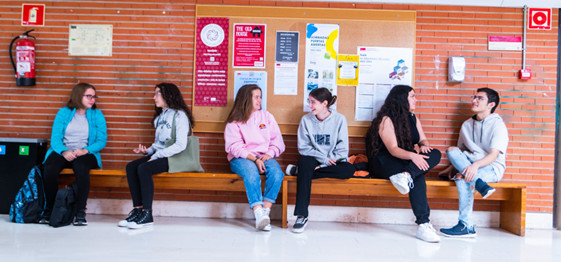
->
<box><xmin>292</xmin><ymin>216</ymin><xmax>308</xmax><ymax>233</ymax></box>
<box><xmin>475</xmin><ymin>179</ymin><xmax>496</xmax><ymax>199</ymax></box>
<box><xmin>127</xmin><ymin>210</ymin><xmax>153</xmax><ymax>229</ymax></box>
<box><xmin>118</xmin><ymin>208</ymin><xmax>142</xmax><ymax>227</ymax></box>
<box><xmin>73</xmin><ymin>210</ymin><xmax>88</xmax><ymax>226</ymax></box>
<box><xmin>285</xmin><ymin>164</ymin><xmax>298</xmax><ymax>176</ymax></box>
<box><xmin>38</xmin><ymin>213</ymin><xmax>50</xmax><ymax>224</ymax></box>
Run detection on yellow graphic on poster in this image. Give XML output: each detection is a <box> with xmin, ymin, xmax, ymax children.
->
<box><xmin>336</xmin><ymin>54</ymin><xmax>359</xmax><ymax>86</ymax></box>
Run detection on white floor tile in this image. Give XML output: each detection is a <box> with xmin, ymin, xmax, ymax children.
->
<box><xmin>1</xmin><ymin>214</ymin><xmax>560</xmax><ymax>262</ymax></box>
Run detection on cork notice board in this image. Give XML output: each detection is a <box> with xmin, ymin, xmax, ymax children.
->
<box><xmin>193</xmin><ymin>5</ymin><xmax>416</xmax><ymax>137</ymax></box>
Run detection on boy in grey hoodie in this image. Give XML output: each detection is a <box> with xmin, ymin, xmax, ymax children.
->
<box><xmin>440</xmin><ymin>87</ymin><xmax>509</xmax><ymax>237</ymax></box>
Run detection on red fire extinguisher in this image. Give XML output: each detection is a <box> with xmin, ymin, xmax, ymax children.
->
<box><xmin>9</xmin><ymin>29</ymin><xmax>36</xmax><ymax>86</ymax></box>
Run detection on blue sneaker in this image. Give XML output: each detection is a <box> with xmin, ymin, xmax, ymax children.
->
<box><xmin>440</xmin><ymin>221</ymin><xmax>477</xmax><ymax>238</ymax></box>
<box><xmin>475</xmin><ymin>178</ymin><xmax>496</xmax><ymax>199</ymax></box>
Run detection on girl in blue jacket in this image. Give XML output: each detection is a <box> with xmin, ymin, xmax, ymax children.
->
<box><xmin>41</xmin><ymin>83</ymin><xmax>107</xmax><ymax>226</ymax></box>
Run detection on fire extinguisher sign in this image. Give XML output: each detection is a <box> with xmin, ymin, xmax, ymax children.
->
<box><xmin>21</xmin><ymin>4</ymin><xmax>45</xmax><ymax>27</ymax></box>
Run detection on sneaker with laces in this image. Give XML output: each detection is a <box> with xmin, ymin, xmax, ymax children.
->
<box><xmin>389</xmin><ymin>172</ymin><xmax>413</xmax><ymax>194</ymax></box>
<box><xmin>254</xmin><ymin>207</ymin><xmax>270</xmax><ymax>231</ymax></box>
<box><xmin>440</xmin><ymin>221</ymin><xmax>477</xmax><ymax>238</ymax></box>
<box><xmin>73</xmin><ymin>210</ymin><xmax>88</xmax><ymax>226</ymax></box>
<box><xmin>118</xmin><ymin>208</ymin><xmax>142</xmax><ymax>227</ymax></box>
<box><xmin>292</xmin><ymin>216</ymin><xmax>308</xmax><ymax>233</ymax></box>
<box><xmin>416</xmin><ymin>223</ymin><xmax>440</xmax><ymax>243</ymax></box>
<box><xmin>262</xmin><ymin>208</ymin><xmax>272</xmax><ymax>231</ymax></box>
<box><xmin>475</xmin><ymin>179</ymin><xmax>495</xmax><ymax>199</ymax></box>
<box><xmin>128</xmin><ymin>210</ymin><xmax>154</xmax><ymax>229</ymax></box>
<box><xmin>285</xmin><ymin>164</ymin><xmax>298</xmax><ymax>176</ymax></box>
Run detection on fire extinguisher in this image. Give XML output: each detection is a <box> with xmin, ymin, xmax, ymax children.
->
<box><xmin>9</xmin><ymin>29</ymin><xmax>36</xmax><ymax>86</ymax></box>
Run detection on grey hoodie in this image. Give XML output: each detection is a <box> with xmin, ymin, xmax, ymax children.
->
<box><xmin>457</xmin><ymin>113</ymin><xmax>509</xmax><ymax>178</ymax></box>
<box><xmin>146</xmin><ymin>108</ymin><xmax>190</xmax><ymax>160</ymax></box>
<box><xmin>297</xmin><ymin>110</ymin><xmax>349</xmax><ymax>166</ymax></box>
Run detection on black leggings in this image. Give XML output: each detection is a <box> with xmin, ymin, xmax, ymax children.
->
<box><xmin>43</xmin><ymin>153</ymin><xmax>99</xmax><ymax>213</ymax></box>
<box><xmin>125</xmin><ymin>156</ymin><xmax>168</xmax><ymax>210</ymax></box>
<box><xmin>294</xmin><ymin>156</ymin><xmax>356</xmax><ymax>217</ymax></box>
<box><xmin>368</xmin><ymin>149</ymin><xmax>441</xmax><ymax>224</ymax></box>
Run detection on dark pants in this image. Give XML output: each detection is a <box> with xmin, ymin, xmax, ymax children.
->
<box><xmin>368</xmin><ymin>149</ymin><xmax>441</xmax><ymax>224</ymax></box>
<box><xmin>43</xmin><ymin>153</ymin><xmax>98</xmax><ymax>214</ymax></box>
<box><xmin>294</xmin><ymin>156</ymin><xmax>356</xmax><ymax>217</ymax></box>
<box><xmin>126</xmin><ymin>156</ymin><xmax>168</xmax><ymax>210</ymax></box>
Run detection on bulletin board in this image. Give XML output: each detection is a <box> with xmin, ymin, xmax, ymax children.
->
<box><xmin>192</xmin><ymin>5</ymin><xmax>416</xmax><ymax>137</ymax></box>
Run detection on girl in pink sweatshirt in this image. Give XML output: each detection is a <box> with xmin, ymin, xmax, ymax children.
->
<box><xmin>224</xmin><ymin>84</ymin><xmax>285</xmax><ymax>231</ymax></box>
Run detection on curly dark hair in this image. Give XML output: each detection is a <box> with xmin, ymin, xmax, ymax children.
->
<box><xmin>152</xmin><ymin>83</ymin><xmax>195</xmax><ymax>127</ymax></box>
<box><xmin>366</xmin><ymin>85</ymin><xmax>414</xmax><ymax>156</ymax></box>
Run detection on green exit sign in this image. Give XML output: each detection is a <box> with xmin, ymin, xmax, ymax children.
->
<box><xmin>19</xmin><ymin>146</ymin><xmax>29</xmax><ymax>156</ymax></box>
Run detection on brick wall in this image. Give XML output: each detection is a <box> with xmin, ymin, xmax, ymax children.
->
<box><xmin>0</xmin><ymin>0</ymin><xmax>557</xmax><ymax>213</ymax></box>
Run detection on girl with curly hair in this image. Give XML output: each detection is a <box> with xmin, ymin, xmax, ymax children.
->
<box><xmin>366</xmin><ymin>85</ymin><xmax>441</xmax><ymax>243</ymax></box>
<box><xmin>119</xmin><ymin>83</ymin><xmax>195</xmax><ymax>229</ymax></box>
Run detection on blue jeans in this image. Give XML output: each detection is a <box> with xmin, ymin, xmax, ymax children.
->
<box><xmin>230</xmin><ymin>158</ymin><xmax>285</xmax><ymax>209</ymax></box>
<box><xmin>447</xmin><ymin>148</ymin><xmax>500</xmax><ymax>228</ymax></box>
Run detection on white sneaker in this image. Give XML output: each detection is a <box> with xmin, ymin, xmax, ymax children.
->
<box><xmin>416</xmin><ymin>223</ymin><xmax>440</xmax><ymax>243</ymax></box>
<box><xmin>285</xmin><ymin>164</ymin><xmax>297</xmax><ymax>176</ymax></box>
<box><xmin>254</xmin><ymin>208</ymin><xmax>270</xmax><ymax>231</ymax></box>
<box><xmin>389</xmin><ymin>172</ymin><xmax>413</xmax><ymax>194</ymax></box>
<box><xmin>262</xmin><ymin>208</ymin><xmax>272</xmax><ymax>231</ymax></box>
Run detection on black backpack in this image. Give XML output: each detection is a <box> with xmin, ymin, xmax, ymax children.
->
<box><xmin>49</xmin><ymin>183</ymin><xmax>78</xmax><ymax>228</ymax></box>
<box><xmin>9</xmin><ymin>165</ymin><xmax>46</xmax><ymax>223</ymax></box>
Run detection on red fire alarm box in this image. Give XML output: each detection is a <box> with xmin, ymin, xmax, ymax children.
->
<box><xmin>519</xmin><ymin>69</ymin><xmax>532</xmax><ymax>80</ymax></box>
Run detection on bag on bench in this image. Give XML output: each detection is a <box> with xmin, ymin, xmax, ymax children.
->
<box><xmin>9</xmin><ymin>165</ymin><xmax>46</xmax><ymax>223</ymax></box>
<box><xmin>49</xmin><ymin>183</ymin><xmax>78</xmax><ymax>228</ymax></box>
<box><xmin>166</xmin><ymin>112</ymin><xmax>204</xmax><ymax>173</ymax></box>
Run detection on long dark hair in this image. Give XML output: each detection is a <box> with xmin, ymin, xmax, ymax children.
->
<box><xmin>309</xmin><ymin>87</ymin><xmax>337</xmax><ymax>108</ymax></box>
<box><xmin>67</xmin><ymin>83</ymin><xmax>96</xmax><ymax>110</ymax></box>
<box><xmin>367</xmin><ymin>85</ymin><xmax>414</xmax><ymax>156</ymax></box>
<box><xmin>226</xmin><ymin>84</ymin><xmax>261</xmax><ymax>123</ymax></box>
<box><xmin>152</xmin><ymin>83</ymin><xmax>195</xmax><ymax>127</ymax></box>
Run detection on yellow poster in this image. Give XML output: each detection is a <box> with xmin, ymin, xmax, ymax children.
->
<box><xmin>336</xmin><ymin>54</ymin><xmax>359</xmax><ymax>86</ymax></box>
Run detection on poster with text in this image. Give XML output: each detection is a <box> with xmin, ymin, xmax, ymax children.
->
<box><xmin>195</xmin><ymin>17</ymin><xmax>229</xmax><ymax>106</ymax></box>
<box><xmin>234</xmin><ymin>71</ymin><xmax>268</xmax><ymax>111</ymax></box>
<box><xmin>336</xmin><ymin>54</ymin><xmax>359</xmax><ymax>86</ymax></box>
<box><xmin>274</xmin><ymin>62</ymin><xmax>298</xmax><ymax>95</ymax></box>
<box><xmin>303</xmin><ymin>24</ymin><xmax>339</xmax><ymax>112</ymax></box>
<box><xmin>276</xmin><ymin>31</ymin><xmax>299</xmax><ymax>63</ymax></box>
<box><xmin>233</xmin><ymin>24</ymin><xmax>266</xmax><ymax>68</ymax></box>
<box><xmin>354</xmin><ymin>46</ymin><xmax>413</xmax><ymax>121</ymax></box>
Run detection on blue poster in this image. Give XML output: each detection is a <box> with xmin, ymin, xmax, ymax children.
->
<box><xmin>233</xmin><ymin>71</ymin><xmax>268</xmax><ymax>111</ymax></box>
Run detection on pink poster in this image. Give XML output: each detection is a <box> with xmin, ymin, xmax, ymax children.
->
<box><xmin>233</xmin><ymin>24</ymin><xmax>266</xmax><ymax>68</ymax></box>
<box><xmin>195</xmin><ymin>17</ymin><xmax>229</xmax><ymax>106</ymax></box>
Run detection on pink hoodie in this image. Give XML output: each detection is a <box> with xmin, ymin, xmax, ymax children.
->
<box><xmin>224</xmin><ymin>110</ymin><xmax>285</xmax><ymax>161</ymax></box>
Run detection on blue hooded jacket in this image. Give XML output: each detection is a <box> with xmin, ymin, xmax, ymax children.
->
<box><xmin>43</xmin><ymin>107</ymin><xmax>107</xmax><ymax>168</ymax></box>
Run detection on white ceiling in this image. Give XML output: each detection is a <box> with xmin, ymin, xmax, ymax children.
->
<box><xmin>301</xmin><ymin>0</ymin><xmax>561</xmax><ymax>8</ymax></box>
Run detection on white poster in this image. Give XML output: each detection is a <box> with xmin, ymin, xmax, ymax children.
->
<box><xmin>68</xmin><ymin>24</ymin><xmax>113</xmax><ymax>56</ymax></box>
<box><xmin>355</xmin><ymin>46</ymin><xmax>413</xmax><ymax>121</ymax></box>
<box><xmin>303</xmin><ymin>24</ymin><xmax>339</xmax><ymax>111</ymax></box>
<box><xmin>274</xmin><ymin>62</ymin><xmax>298</xmax><ymax>95</ymax></box>
<box><xmin>233</xmin><ymin>71</ymin><xmax>268</xmax><ymax>111</ymax></box>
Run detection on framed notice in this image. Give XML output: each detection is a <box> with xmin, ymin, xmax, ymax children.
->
<box><xmin>233</xmin><ymin>24</ymin><xmax>266</xmax><ymax>68</ymax></box>
<box><xmin>68</xmin><ymin>24</ymin><xmax>113</xmax><ymax>56</ymax></box>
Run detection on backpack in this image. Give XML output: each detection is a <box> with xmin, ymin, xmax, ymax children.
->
<box><xmin>49</xmin><ymin>183</ymin><xmax>78</xmax><ymax>228</ymax></box>
<box><xmin>9</xmin><ymin>165</ymin><xmax>46</xmax><ymax>223</ymax></box>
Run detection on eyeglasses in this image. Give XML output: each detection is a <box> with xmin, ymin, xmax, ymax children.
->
<box><xmin>83</xmin><ymin>95</ymin><xmax>98</xmax><ymax>100</ymax></box>
<box><xmin>472</xmin><ymin>95</ymin><xmax>486</xmax><ymax>101</ymax></box>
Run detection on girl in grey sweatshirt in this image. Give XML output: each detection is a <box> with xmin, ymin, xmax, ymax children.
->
<box><xmin>291</xmin><ymin>88</ymin><xmax>355</xmax><ymax>233</ymax></box>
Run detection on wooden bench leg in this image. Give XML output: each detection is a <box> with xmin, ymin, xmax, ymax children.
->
<box><xmin>499</xmin><ymin>187</ymin><xmax>526</xmax><ymax>236</ymax></box>
<box><xmin>282</xmin><ymin>178</ymin><xmax>288</xmax><ymax>228</ymax></box>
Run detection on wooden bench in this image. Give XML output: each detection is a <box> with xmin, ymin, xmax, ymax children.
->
<box><xmin>59</xmin><ymin>169</ymin><xmax>289</xmax><ymax>228</ymax></box>
<box><xmin>283</xmin><ymin>176</ymin><xmax>526</xmax><ymax>236</ymax></box>
<box><xmin>60</xmin><ymin>169</ymin><xmax>526</xmax><ymax>236</ymax></box>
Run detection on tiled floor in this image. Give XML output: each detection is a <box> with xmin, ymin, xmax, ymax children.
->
<box><xmin>1</xmin><ymin>214</ymin><xmax>560</xmax><ymax>262</ymax></box>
